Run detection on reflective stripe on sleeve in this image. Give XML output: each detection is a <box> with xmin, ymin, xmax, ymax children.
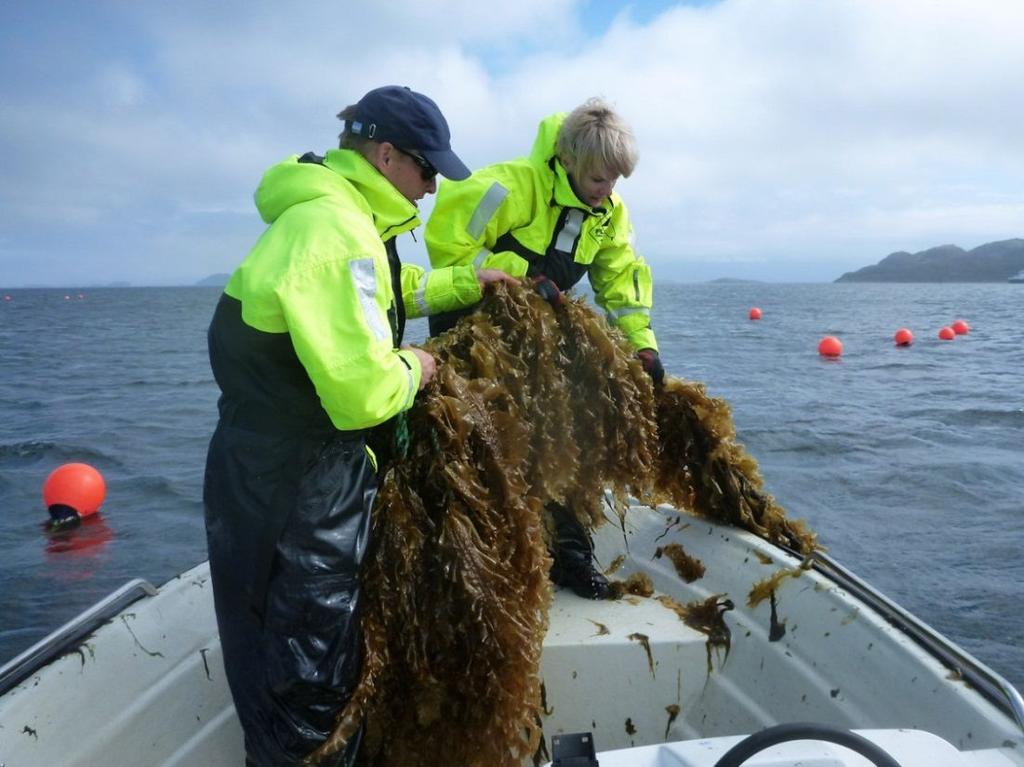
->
<box><xmin>554</xmin><ymin>209</ymin><xmax>585</xmax><ymax>254</ymax></box>
<box><xmin>473</xmin><ymin>247</ymin><xmax>492</xmax><ymax>268</ymax></box>
<box><xmin>466</xmin><ymin>182</ymin><xmax>509</xmax><ymax>239</ymax></box>
<box><xmin>607</xmin><ymin>306</ymin><xmax>651</xmax><ymax>321</ymax></box>
<box><xmin>413</xmin><ymin>287</ymin><xmax>430</xmax><ymax>316</ymax></box>
<box><xmin>349</xmin><ymin>258</ymin><xmax>389</xmax><ymax>342</ymax></box>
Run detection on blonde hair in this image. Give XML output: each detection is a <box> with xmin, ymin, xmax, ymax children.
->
<box><xmin>556</xmin><ymin>98</ymin><xmax>638</xmax><ymax>179</ymax></box>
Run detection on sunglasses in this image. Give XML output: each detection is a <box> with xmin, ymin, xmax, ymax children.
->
<box><xmin>395</xmin><ymin>147</ymin><xmax>438</xmax><ymax>181</ymax></box>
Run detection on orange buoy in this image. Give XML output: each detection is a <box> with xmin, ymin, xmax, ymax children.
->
<box><xmin>894</xmin><ymin>328</ymin><xmax>913</xmax><ymax>346</ymax></box>
<box><xmin>749</xmin><ymin>307</ymin><xmax>762</xmax><ymax>320</ymax></box>
<box><xmin>43</xmin><ymin>463</ymin><xmax>106</xmax><ymax>525</ymax></box>
<box><xmin>938</xmin><ymin>326</ymin><xmax>956</xmax><ymax>340</ymax></box>
<box><xmin>818</xmin><ymin>336</ymin><xmax>843</xmax><ymax>357</ymax></box>
<box><xmin>952</xmin><ymin>319</ymin><xmax>970</xmax><ymax>335</ymax></box>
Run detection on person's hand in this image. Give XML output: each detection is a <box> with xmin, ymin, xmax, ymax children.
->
<box><xmin>531</xmin><ymin>274</ymin><xmax>565</xmax><ymax>308</ymax></box>
<box><xmin>406</xmin><ymin>346</ymin><xmax>436</xmax><ymax>389</ymax></box>
<box><xmin>476</xmin><ymin>268</ymin><xmax>519</xmax><ymax>290</ymax></box>
<box><xmin>636</xmin><ymin>348</ymin><xmax>665</xmax><ymax>385</ymax></box>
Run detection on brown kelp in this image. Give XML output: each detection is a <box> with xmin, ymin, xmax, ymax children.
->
<box><xmin>311</xmin><ymin>284</ymin><xmax>815</xmax><ymax>766</ymax></box>
<box><xmin>651</xmin><ymin>380</ymin><xmax>816</xmax><ymax>553</ymax></box>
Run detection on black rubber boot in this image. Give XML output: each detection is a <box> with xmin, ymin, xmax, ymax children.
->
<box><xmin>548</xmin><ymin>503</ymin><xmax>611</xmax><ymax>600</ymax></box>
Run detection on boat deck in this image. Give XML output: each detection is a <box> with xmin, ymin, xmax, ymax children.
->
<box><xmin>543</xmin><ymin>586</ymin><xmax>715</xmax><ymax>750</ymax></box>
<box><xmin>540</xmin><ymin>503</ymin><xmax>1024</xmax><ymax>757</ymax></box>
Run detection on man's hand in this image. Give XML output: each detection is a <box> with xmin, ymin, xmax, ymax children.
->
<box><xmin>637</xmin><ymin>348</ymin><xmax>665</xmax><ymax>385</ymax></box>
<box><xmin>405</xmin><ymin>346</ymin><xmax>436</xmax><ymax>389</ymax></box>
<box><xmin>531</xmin><ymin>274</ymin><xmax>565</xmax><ymax>308</ymax></box>
<box><xmin>476</xmin><ymin>268</ymin><xmax>519</xmax><ymax>290</ymax></box>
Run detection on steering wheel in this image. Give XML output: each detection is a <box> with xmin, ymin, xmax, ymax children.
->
<box><xmin>712</xmin><ymin>722</ymin><xmax>904</xmax><ymax>767</ymax></box>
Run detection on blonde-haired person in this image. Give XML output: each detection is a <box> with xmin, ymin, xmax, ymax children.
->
<box><xmin>425</xmin><ymin>98</ymin><xmax>662</xmax><ymax>599</ymax></box>
<box><xmin>556</xmin><ymin>97</ymin><xmax>638</xmax><ymax>197</ymax></box>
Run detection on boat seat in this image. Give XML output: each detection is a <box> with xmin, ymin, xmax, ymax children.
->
<box><xmin>541</xmin><ymin>585</ymin><xmax>719</xmax><ymax>752</ymax></box>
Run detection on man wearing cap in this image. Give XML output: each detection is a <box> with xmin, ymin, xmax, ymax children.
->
<box><xmin>203</xmin><ymin>85</ymin><xmax>515</xmax><ymax>767</ymax></box>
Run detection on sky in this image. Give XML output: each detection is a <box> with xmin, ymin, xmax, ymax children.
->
<box><xmin>1</xmin><ymin>0</ymin><xmax>1022</xmax><ymax>286</ymax></box>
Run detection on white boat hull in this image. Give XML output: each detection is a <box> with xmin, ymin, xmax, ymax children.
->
<box><xmin>1</xmin><ymin>504</ymin><xmax>1021</xmax><ymax>766</ymax></box>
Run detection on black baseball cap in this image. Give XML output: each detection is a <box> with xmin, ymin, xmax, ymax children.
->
<box><xmin>345</xmin><ymin>85</ymin><xmax>471</xmax><ymax>181</ymax></box>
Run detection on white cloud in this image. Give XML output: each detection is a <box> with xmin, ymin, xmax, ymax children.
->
<box><xmin>1</xmin><ymin>0</ymin><xmax>1022</xmax><ymax>286</ymax></box>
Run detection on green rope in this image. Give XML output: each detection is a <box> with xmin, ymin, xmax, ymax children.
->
<box><xmin>393</xmin><ymin>412</ymin><xmax>411</xmax><ymax>460</ymax></box>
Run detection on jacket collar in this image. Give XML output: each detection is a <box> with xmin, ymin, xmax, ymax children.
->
<box><xmin>322</xmin><ymin>149</ymin><xmax>421</xmax><ymax>239</ymax></box>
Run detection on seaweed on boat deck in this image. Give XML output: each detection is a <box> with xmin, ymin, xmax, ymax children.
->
<box><xmin>656</xmin><ymin>594</ymin><xmax>736</xmax><ymax>675</ymax></box>
<box><xmin>747</xmin><ymin>564</ymin><xmax>809</xmax><ymax>608</ymax></box>
<box><xmin>309</xmin><ymin>284</ymin><xmax>816</xmax><ymax>766</ymax></box>
<box><xmin>628</xmin><ymin>632</ymin><xmax>656</xmax><ymax>678</ymax></box>
<box><xmin>747</xmin><ymin>562</ymin><xmax>812</xmax><ymax>642</ymax></box>
<box><xmin>588</xmin><ymin>620</ymin><xmax>610</xmax><ymax>637</ymax></box>
<box><xmin>604</xmin><ymin>553</ymin><xmax>627</xmax><ymax>575</ymax></box>
<box><xmin>609</xmin><ymin>571</ymin><xmax>655</xmax><ymax>599</ymax></box>
<box><xmin>654</xmin><ymin>542</ymin><xmax>706</xmax><ymax>583</ymax></box>
<box><xmin>664</xmin><ymin>704</ymin><xmax>681</xmax><ymax>739</ymax></box>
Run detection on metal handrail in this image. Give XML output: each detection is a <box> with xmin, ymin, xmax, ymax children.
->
<box><xmin>809</xmin><ymin>550</ymin><xmax>1024</xmax><ymax>735</ymax></box>
<box><xmin>0</xmin><ymin>578</ymin><xmax>158</xmax><ymax>697</ymax></box>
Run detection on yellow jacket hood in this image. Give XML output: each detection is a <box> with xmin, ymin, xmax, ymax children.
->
<box><xmin>254</xmin><ymin>149</ymin><xmax>420</xmax><ymax>240</ymax></box>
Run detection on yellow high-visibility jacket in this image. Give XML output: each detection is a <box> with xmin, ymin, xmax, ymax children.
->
<box><xmin>216</xmin><ymin>149</ymin><xmax>483</xmax><ymax>431</ymax></box>
<box><xmin>425</xmin><ymin>114</ymin><xmax>657</xmax><ymax>351</ymax></box>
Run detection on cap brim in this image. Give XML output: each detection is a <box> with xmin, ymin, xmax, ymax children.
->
<box><xmin>422</xmin><ymin>148</ymin><xmax>471</xmax><ymax>181</ymax></box>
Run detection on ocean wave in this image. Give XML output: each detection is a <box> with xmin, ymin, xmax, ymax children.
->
<box><xmin>0</xmin><ymin>398</ymin><xmax>44</xmax><ymax>410</ymax></box>
<box><xmin>130</xmin><ymin>473</ymin><xmax>198</xmax><ymax>502</ymax></box>
<box><xmin>124</xmin><ymin>378</ymin><xmax>216</xmax><ymax>389</ymax></box>
<box><xmin>903</xmin><ymin>407</ymin><xmax>1024</xmax><ymax>427</ymax></box>
<box><xmin>861</xmin><ymin>362</ymin><xmax>940</xmax><ymax>373</ymax></box>
<box><xmin>741</xmin><ymin>429</ymin><xmax>867</xmax><ymax>455</ymax></box>
<box><xmin>0</xmin><ymin>440</ymin><xmax>118</xmax><ymax>466</ymax></box>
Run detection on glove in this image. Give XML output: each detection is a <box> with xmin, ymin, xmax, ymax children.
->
<box><xmin>531</xmin><ymin>274</ymin><xmax>565</xmax><ymax>308</ymax></box>
<box><xmin>637</xmin><ymin>349</ymin><xmax>665</xmax><ymax>385</ymax></box>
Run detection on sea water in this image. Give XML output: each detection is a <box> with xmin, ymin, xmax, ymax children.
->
<box><xmin>0</xmin><ymin>283</ymin><xmax>1021</xmax><ymax>691</ymax></box>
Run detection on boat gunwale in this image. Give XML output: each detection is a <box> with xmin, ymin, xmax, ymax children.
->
<box><xmin>800</xmin><ymin>547</ymin><xmax>1024</xmax><ymax>735</ymax></box>
<box><xmin>0</xmin><ymin>577</ymin><xmax>158</xmax><ymax>697</ymax></box>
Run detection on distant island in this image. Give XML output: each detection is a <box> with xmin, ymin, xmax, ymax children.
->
<box><xmin>836</xmin><ymin>238</ymin><xmax>1024</xmax><ymax>282</ymax></box>
<box><xmin>196</xmin><ymin>273</ymin><xmax>230</xmax><ymax>287</ymax></box>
